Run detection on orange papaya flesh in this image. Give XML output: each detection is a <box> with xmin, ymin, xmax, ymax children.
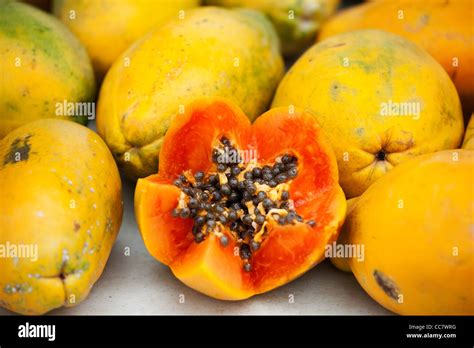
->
<box><xmin>135</xmin><ymin>98</ymin><xmax>346</xmax><ymax>299</ymax></box>
<box><xmin>135</xmin><ymin>176</ymin><xmax>194</xmax><ymax>265</ymax></box>
<box><xmin>158</xmin><ymin>99</ymin><xmax>253</xmax><ymax>180</ymax></box>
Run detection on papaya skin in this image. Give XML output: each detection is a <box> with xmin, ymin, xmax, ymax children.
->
<box><xmin>52</xmin><ymin>0</ymin><xmax>199</xmax><ymax>80</ymax></box>
<box><xmin>462</xmin><ymin>114</ymin><xmax>474</xmax><ymax>150</ymax></box>
<box><xmin>96</xmin><ymin>7</ymin><xmax>284</xmax><ymax>180</ymax></box>
<box><xmin>338</xmin><ymin>150</ymin><xmax>474</xmax><ymax>315</ymax></box>
<box><xmin>206</xmin><ymin>0</ymin><xmax>340</xmax><ymax>56</ymax></box>
<box><xmin>318</xmin><ymin>0</ymin><xmax>474</xmax><ymax>115</ymax></box>
<box><xmin>135</xmin><ymin>98</ymin><xmax>346</xmax><ymax>300</ymax></box>
<box><xmin>0</xmin><ymin>120</ymin><xmax>122</xmax><ymax>315</ymax></box>
<box><xmin>272</xmin><ymin>29</ymin><xmax>464</xmax><ymax>198</ymax></box>
<box><xmin>0</xmin><ymin>1</ymin><xmax>96</xmax><ymax>138</ymax></box>
<box><xmin>329</xmin><ymin>197</ymin><xmax>358</xmax><ymax>273</ymax></box>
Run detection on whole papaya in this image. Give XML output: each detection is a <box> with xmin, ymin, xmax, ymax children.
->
<box><xmin>272</xmin><ymin>30</ymin><xmax>464</xmax><ymax>198</ymax></box>
<box><xmin>0</xmin><ymin>120</ymin><xmax>122</xmax><ymax>315</ymax></box>
<box><xmin>0</xmin><ymin>1</ymin><xmax>96</xmax><ymax>138</ymax></box>
<box><xmin>97</xmin><ymin>7</ymin><xmax>284</xmax><ymax>180</ymax></box>
<box><xmin>332</xmin><ymin>150</ymin><xmax>474</xmax><ymax>315</ymax></box>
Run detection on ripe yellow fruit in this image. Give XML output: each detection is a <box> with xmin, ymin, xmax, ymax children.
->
<box><xmin>0</xmin><ymin>120</ymin><xmax>122</xmax><ymax>315</ymax></box>
<box><xmin>333</xmin><ymin>150</ymin><xmax>474</xmax><ymax>315</ymax></box>
<box><xmin>97</xmin><ymin>7</ymin><xmax>284</xmax><ymax>179</ymax></box>
<box><xmin>272</xmin><ymin>30</ymin><xmax>464</xmax><ymax>198</ymax></box>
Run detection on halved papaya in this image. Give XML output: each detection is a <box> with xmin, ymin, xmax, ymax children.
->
<box><xmin>135</xmin><ymin>98</ymin><xmax>346</xmax><ymax>299</ymax></box>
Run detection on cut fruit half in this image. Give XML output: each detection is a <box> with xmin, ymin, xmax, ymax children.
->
<box><xmin>135</xmin><ymin>98</ymin><xmax>346</xmax><ymax>300</ymax></box>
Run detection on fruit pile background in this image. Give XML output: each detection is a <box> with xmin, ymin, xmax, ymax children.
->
<box><xmin>1</xmin><ymin>0</ymin><xmax>472</xmax><ymax>315</ymax></box>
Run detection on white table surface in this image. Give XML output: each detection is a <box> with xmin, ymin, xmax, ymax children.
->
<box><xmin>1</xmin><ymin>173</ymin><xmax>391</xmax><ymax>316</ymax></box>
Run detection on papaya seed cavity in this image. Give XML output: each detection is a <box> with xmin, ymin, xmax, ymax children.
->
<box><xmin>172</xmin><ymin>136</ymin><xmax>316</xmax><ymax>271</ymax></box>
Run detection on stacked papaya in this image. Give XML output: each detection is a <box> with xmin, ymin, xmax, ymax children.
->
<box><xmin>0</xmin><ymin>1</ymin><xmax>122</xmax><ymax>315</ymax></box>
<box><xmin>270</xmin><ymin>26</ymin><xmax>472</xmax><ymax>314</ymax></box>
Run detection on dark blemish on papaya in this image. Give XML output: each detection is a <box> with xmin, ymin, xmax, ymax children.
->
<box><xmin>440</xmin><ymin>102</ymin><xmax>456</xmax><ymax>124</ymax></box>
<box><xmin>73</xmin><ymin>221</ymin><xmax>80</xmax><ymax>232</ymax></box>
<box><xmin>105</xmin><ymin>218</ymin><xmax>113</xmax><ymax>233</ymax></box>
<box><xmin>5</xmin><ymin>102</ymin><xmax>18</xmax><ymax>112</ymax></box>
<box><xmin>194</xmin><ymin>18</ymin><xmax>209</xmax><ymax>25</ymax></box>
<box><xmin>330</xmin><ymin>82</ymin><xmax>340</xmax><ymax>100</ymax></box>
<box><xmin>329</xmin><ymin>42</ymin><xmax>346</xmax><ymax>48</ymax></box>
<box><xmin>3</xmin><ymin>135</ymin><xmax>32</xmax><ymax>165</ymax></box>
<box><xmin>373</xmin><ymin>270</ymin><xmax>400</xmax><ymax>300</ymax></box>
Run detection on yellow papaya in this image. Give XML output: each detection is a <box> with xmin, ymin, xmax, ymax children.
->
<box><xmin>0</xmin><ymin>119</ymin><xmax>122</xmax><ymax>315</ymax></box>
<box><xmin>334</xmin><ymin>150</ymin><xmax>474</xmax><ymax>315</ymax></box>
<box><xmin>272</xmin><ymin>30</ymin><xmax>464</xmax><ymax>198</ymax></box>
<box><xmin>97</xmin><ymin>7</ymin><xmax>284</xmax><ymax>180</ymax></box>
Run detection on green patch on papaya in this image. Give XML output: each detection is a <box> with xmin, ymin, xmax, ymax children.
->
<box><xmin>0</xmin><ymin>2</ymin><xmax>65</xmax><ymax>64</ymax></box>
<box><xmin>3</xmin><ymin>134</ymin><xmax>32</xmax><ymax>165</ymax></box>
<box><xmin>0</xmin><ymin>1</ymin><xmax>95</xmax><ymax>101</ymax></box>
<box><xmin>5</xmin><ymin>101</ymin><xmax>19</xmax><ymax>112</ymax></box>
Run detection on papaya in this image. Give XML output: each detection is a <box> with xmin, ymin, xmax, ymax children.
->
<box><xmin>135</xmin><ymin>98</ymin><xmax>346</xmax><ymax>300</ymax></box>
<box><xmin>0</xmin><ymin>1</ymin><xmax>96</xmax><ymax>138</ymax></box>
<box><xmin>97</xmin><ymin>7</ymin><xmax>284</xmax><ymax>180</ymax></box>
<box><xmin>328</xmin><ymin>197</ymin><xmax>357</xmax><ymax>273</ymax></box>
<box><xmin>462</xmin><ymin>114</ymin><xmax>474</xmax><ymax>150</ymax></box>
<box><xmin>206</xmin><ymin>0</ymin><xmax>340</xmax><ymax>56</ymax></box>
<box><xmin>0</xmin><ymin>119</ymin><xmax>122</xmax><ymax>315</ymax></box>
<box><xmin>52</xmin><ymin>0</ymin><xmax>200</xmax><ymax>79</ymax></box>
<box><xmin>331</xmin><ymin>150</ymin><xmax>474</xmax><ymax>315</ymax></box>
<box><xmin>318</xmin><ymin>0</ymin><xmax>474</xmax><ymax>115</ymax></box>
<box><xmin>272</xmin><ymin>29</ymin><xmax>464</xmax><ymax>198</ymax></box>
